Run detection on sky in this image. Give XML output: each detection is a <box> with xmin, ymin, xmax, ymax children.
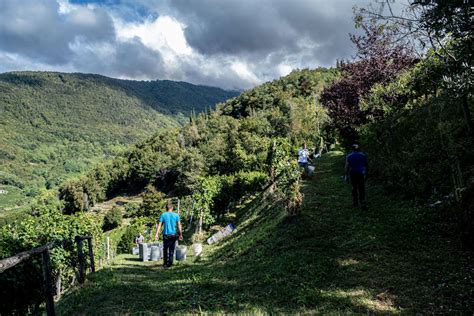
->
<box><xmin>0</xmin><ymin>0</ymin><xmax>402</xmax><ymax>90</ymax></box>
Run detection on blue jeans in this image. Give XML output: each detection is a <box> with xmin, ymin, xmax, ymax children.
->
<box><xmin>299</xmin><ymin>162</ymin><xmax>309</xmax><ymax>176</ymax></box>
<box><xmin>298</xmin><ymin>162</ymin><xmax>308</xmax><ymax>168</ymax></box>
<box><xmin>163</xmin><ymin>234</ymin><xmax>177</xmax><ymax>266</ymax></box>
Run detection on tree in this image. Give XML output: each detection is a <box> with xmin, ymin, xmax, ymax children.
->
<box><xmin>321</xmin><ymin>19</ymin><xmax>415</xmax><ymax>145</ymax></box>
<box><xmin>59</xmin><ymin>179</ymin><xmax>86</xmax><ymax>214</ymax></box>
<box><xmin>193</xmin><ymin>176</ymin><xmax>221</xmax><ymax>233</ymax></box>
<box><xmin>102</xmin><ymin>207</ymin><xmax>123</xmax><ymax>231</ymax></box>
<box><xmin>140</xmin><ymin>186</ymin><xmax>167</xmax><ymax>219</ymax></box>
<box><xmin>357</xmin><ymin>0</ymin><xmax>473</xmax><ymax>134</ymax></box>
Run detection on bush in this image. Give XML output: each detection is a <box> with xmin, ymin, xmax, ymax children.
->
<box><xmin>359</xmin><ymin>59</ymin><xmax>474</xmax><ymax>199</ymax></box>
<box><xmin>140</xmin><ymin>187</ymin><xmax>167</xmax><ymax>218</ymax></box>
<box><xmin>102</xmin><ymin>207</ymin><xmax>123</xmax><ymax>231</ymax></box>
<box><xmin>192</xmin><ymin>171</ymin><xmax>271</xmax><ymax>225</ymax></box>
<box><xmin>116</xmin><ymin>217</ymin><xmax>152</xmax><ymax>254</ymax></box>
<box><xmin>117</xmin><ymin>225</ymin><xmax>140</xmax><ymax>254</ymax></box>
<box><xmin>235</xmin><ymin>171</ymin><xmax>269</xmax><ymax>195</ymax></box>
<box><xmin>124</xmin><ymin>202</ymin><xmax>140</xmax><ymax>218</ymax></box>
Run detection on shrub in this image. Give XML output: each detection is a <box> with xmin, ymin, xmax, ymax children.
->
<box><xmin>124</xmin><ymin>202</ymin><xmax>140</xmax><ymax>218</ymax></box>
<box><xmin>140</xmin><ymin>187</ymin><xmax>167</xmax><ymax>218</ymax></box>
<box><xmin>102</xmin><ymin>207</ymin><xmax>123</xmax><ymax>231</ymax></box>
<box><xmin>117</xmin><ymin>225</ymin><xmax>140</xmax><ymax>254</ymax></box>
<box><xmin>235</xmin><ymin>171</ymin><xmax>269</xmax><ymax>195</ymax></box>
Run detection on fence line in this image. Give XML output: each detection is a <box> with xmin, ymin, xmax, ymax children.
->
<box><xmin>0</xmin><ymin>241</ymin><xmax>56</xmax><ymax>273</ymax></box>
<box><xmin>0</xmin><ymin>236</ymin><xmax>96</xmax><ymax>316</ymax></box>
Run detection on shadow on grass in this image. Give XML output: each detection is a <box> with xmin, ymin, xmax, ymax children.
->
<box><xmin>124</xmin><ymin>257</ymin><xmax>141</xmax><ymax>262</ymax></box>
<box><xmin>57</xmin><ymin>256</ymin><xmax>371</xmax><ymax>314</ymax></box>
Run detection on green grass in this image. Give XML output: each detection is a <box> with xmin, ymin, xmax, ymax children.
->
<box><xmin>0</xmin><ymin>185</ymin><xmax>31</xmax><ymax>225</ymax></box>
<box><xmin>56</xmin><ymin>152</ymin><xmax>473</xmax><ymax>314</ymax></box>
<box><xmin>0</xmin><ymin>185</ymin><xmax>26</xmax><ymax>208</ymax></box>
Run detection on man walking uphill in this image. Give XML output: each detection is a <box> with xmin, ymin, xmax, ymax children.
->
<box><xmin>298</xmin><ymin>142</ymin><xmax>312</xmax><ymax>176</ymax></box>
<box><xmin>154</xmin><ymin>202</ymin><xmax>183</xmax><ymax>268</ymax></box>
<box><xmin>345</xmin><ymin>144</ymin><xmax>368</xmax><ymax>210</ymax></box>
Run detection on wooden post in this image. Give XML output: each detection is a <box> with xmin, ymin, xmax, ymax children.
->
<box><xmin>197</xmin><ymin>211</ymin><xmax>203</xmax><ymax>234</ymax></box>
<box><xmin>87</xmin><ymin>238</ymin><xmax>95</xmax><ymax>273</ymax></box>
<box><xmin>76</xmin><ymin>237</ymin><xmax>85</xmax><ymax>284</ymax></box>
<box><xmin>184</xmin><ymin>197</ymin><xmax>190</xmax><ymax>218</ymax></box>
<box><xmin>55</xmin><ymin>271</ymin><xmax>62</xmax><ymax>299</ymax></box>
<box><xmin>177</xmin><ymin>198</ymin><xmax>180</xmax><ymax>215</ymax></box>
<box><xmin>186</xmin><ymin>201</ymin><xmax>194</xmax><ymax>232</ymax></box>
<box><xmin>106</xmin><ymin>237</ymin><xmax>110</xmax><ymax>261</ymax></box>
<box><xmin>41</xmin><ymin>249</ymin><xmax>56</xmax><ymax>316</ymax></box>
<box><xmin>0</xmin><ymin>241</ymin><xmax>59</xmax><ymax>315</ymax></box>
<box><xmin>0</xmin><ymin>242</ymin><xmax>55</xmax><ymax>273</ymax></box>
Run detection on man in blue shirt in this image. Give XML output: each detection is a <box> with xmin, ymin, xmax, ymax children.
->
<box><xmin>345</xmin><ymin>144</ymin><xmax>368</xmax><ymax>209</ymax></box>
<box><xmin>154</xmin><ymin>202</ymin><xmax>183</xmax><ymax>268</ymax></box>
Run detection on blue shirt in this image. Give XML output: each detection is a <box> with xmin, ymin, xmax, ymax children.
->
<box><xmin>159</xmin><ymin>212</ymin><xmax>180</xmax><ymax>235</ymax></box>
<box><xmin>346</xmin><ymin>151</ymin><xmax>367</xmax><ymax>174</ymax></box>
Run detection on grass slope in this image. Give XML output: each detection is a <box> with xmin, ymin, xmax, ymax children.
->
<box><xmin>57</xmin><ymin>152</ymin><xmax>473</xmax><ymax>314</ymax></box>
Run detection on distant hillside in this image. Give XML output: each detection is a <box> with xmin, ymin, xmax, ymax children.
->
<box><xmin>0</xmin><ymin>71</ymin><xmax>239</xmax><ymax>116</ymax></box>
<box><xmin>55</xmin><ymin>67</ymin><xmax>338</xmax><ymax>214</ymax></box>
<box><xmin>0</xmin><ymin>71</ymin><xmax>238</xmax><ymax>214</ymax></box>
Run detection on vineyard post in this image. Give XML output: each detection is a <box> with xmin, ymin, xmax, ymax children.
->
<box><xmin>41</xmin><ymin>248</ymin><xmax>56</xmax><ymax>316</ymax></box>
<box><xmin>106</xmin><ymin>237</ymin><xmax>110</xmax><ymax>261</ymax></box>
<box><xmin>184</xmin><ymin>197</ymin><xmax>189</xmax><ymax>218</ymax></box>
<box><xmin>197</xmin><ymin>210</ymin><xmax>203</xmax><ymax>234</ymax></box>
<box><xmin>86</xmin><ymin>237</ymin><xmax>95</xmax><ymax>273</ymax></box>
<box><xmin>75</xmin><ymin>237</ymin><xmax>85</xmax><ymax>284</ymax></box>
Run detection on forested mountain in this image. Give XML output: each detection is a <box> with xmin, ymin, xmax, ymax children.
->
<box><xmin>0</xmin><ymin>71</ymin><xmax>238</xmax><ymax>213</ymax></box>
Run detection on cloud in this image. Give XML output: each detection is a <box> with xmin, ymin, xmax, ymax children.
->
<box><xmin>169</xmin><ymin>0</ymin><xmax>362</xmax><ymax>64</ymax></box>
<box><xmin>69</xmin><ymin>38</ymin><xmax>165</xmax><ymax>79</ymax></box>
<box><xmin>0</xmin><ymin>0</ymin><xmax>391</xmax><ymax>90</ymax></box>
<box><xmin>171</xmin><ymin>1</ymin><xmax>296</xmax><ymax>56</ymax></box>
<box><xmin>0</xmin><ymin>0</ymin><xmax>115</xmax><ymax>64</ymax></box>
<box><xmin>115</xmin><ymin>15</ymin><xmax>192</xmax><ymax>64</ymax></box>
<box><xmin>0</xmin><ymin>0</ymin><xmax>168</xmax><ymax>80</ymax></box>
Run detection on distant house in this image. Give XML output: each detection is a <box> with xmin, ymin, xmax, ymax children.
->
<box><xmin>0</xmin><ymin>189</ymin><xmax>8</xmax><ymax>194</ymax></box>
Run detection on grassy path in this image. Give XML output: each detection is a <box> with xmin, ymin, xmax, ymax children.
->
<box><xmin>57</xmin><ymin>152</ymin><xmax>473</xmax><ymax>314</ymax></box>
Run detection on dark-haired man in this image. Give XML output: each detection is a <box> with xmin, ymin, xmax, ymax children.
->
<box><xmin>154</xmin><ymin>202</ymin><xmax>183</xmax><ymax>268</ymax></box>
<box><xmin>345</xmin><ymin>144</ymin><xmax>368</xmax><ymax>210</ymax></box>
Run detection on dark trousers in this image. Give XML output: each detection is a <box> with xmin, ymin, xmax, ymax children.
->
<box><xmin>350</xmin><ymin>172</ymin><xmax>366</xmax><ymax>207</ymax></box>
<box><xmin>163</xmin><ymin>234</ymin><xmax>177</xmax><ymax>267</ymax></box>
<box><xmin>299</xmin><ymin>162</ymin><xmax>309</xmax><ymax>178</ymax></box>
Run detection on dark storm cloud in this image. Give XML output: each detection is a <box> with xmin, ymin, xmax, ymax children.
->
<box><xmin>0</xmin><ymin>0</ymin><xmax>166</xmax><ymax>79</ymax></box>
<box><xmin>0</xmin><ymin>0</ymin><xmax>115</xmax><ymax>64</ymax></box>
<box><xmin>72</xmin><ymin>37</ymin><xmax>165</xmax><ymax>79</ymax></box>
<box><xmin>169</xmin><ymin>0</ymin><xmax>360</xmax><ymax>65</ymax></box>
<box><xmin>170</xmin><ymin>1</ymin><xmax>297</xmax><ymax>55</ymax></box>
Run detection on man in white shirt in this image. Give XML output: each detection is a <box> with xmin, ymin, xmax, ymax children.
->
<box><xmin>298</xmin><ymin>143</ymin><xmax>312</xmax><ymax>175</ymax></box>
<box><xmin>135</xmin><ymin>233</ymin><xmax>144</xmax><ymax>246</ymax></box>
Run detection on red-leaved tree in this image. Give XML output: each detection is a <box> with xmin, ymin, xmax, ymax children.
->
<box><xmin>321</xmin><ymin>20</ymin><xmax>415</xmax><ymax>145</ymax></box>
